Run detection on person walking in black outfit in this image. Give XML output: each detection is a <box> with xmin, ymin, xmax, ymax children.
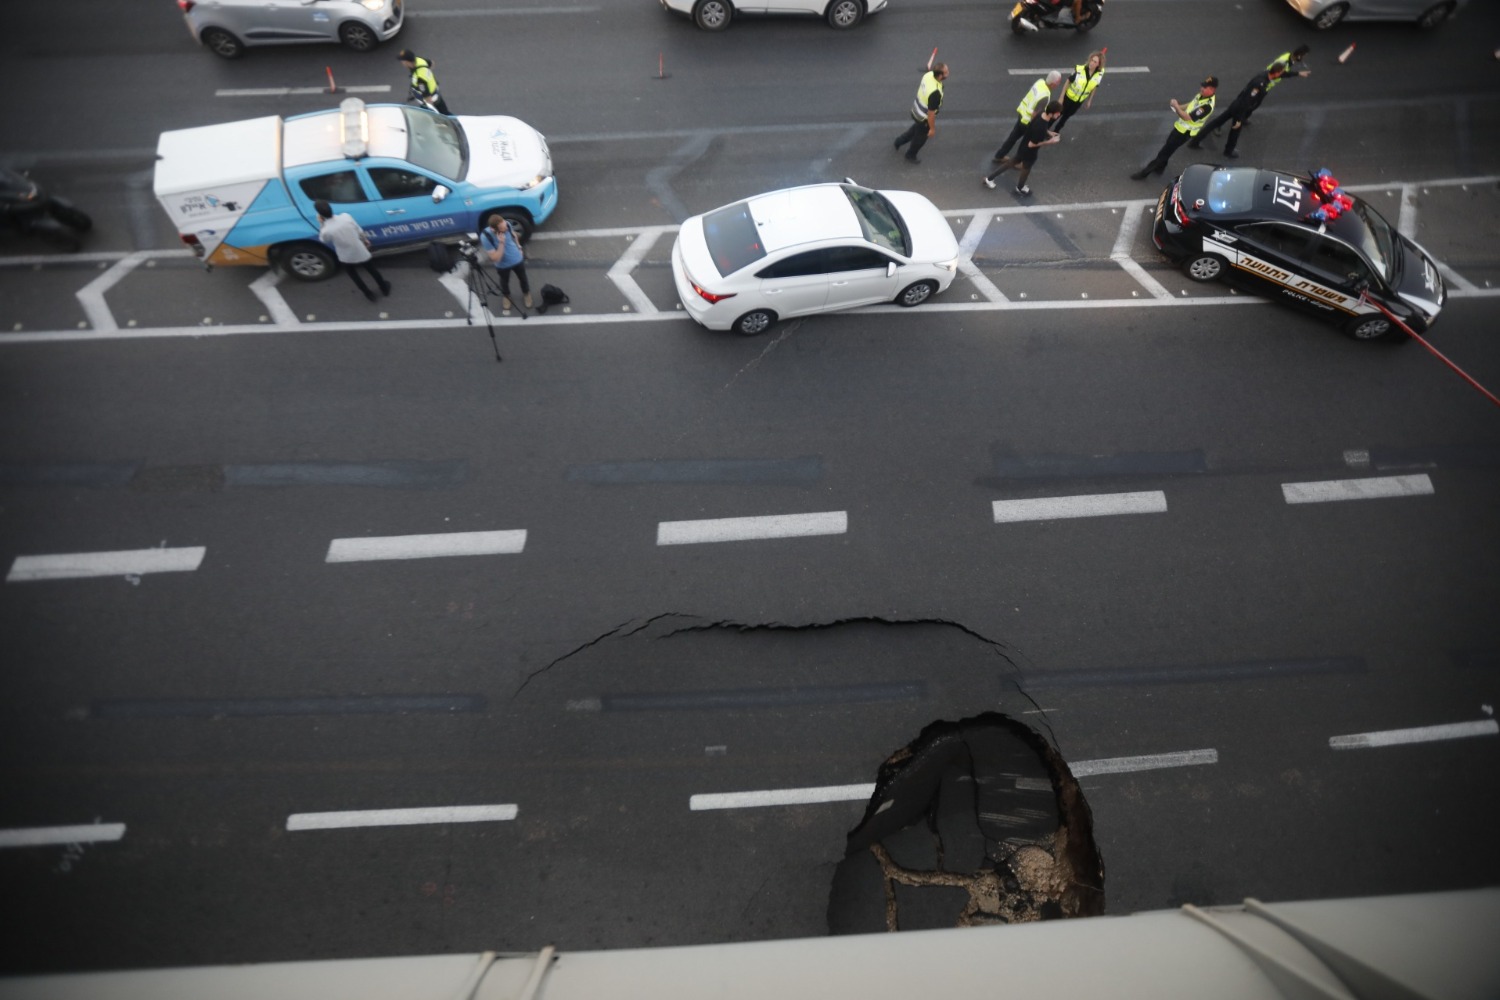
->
<box><xmin>894</xmin><ymin>62</ymin><xmax>948</xmax><ymax>164</ymax></box>
<box><xmin>1130</xmin><ymin>76</ymin><xmax>1217</xmax><ymax>180</ymax></box>
<box><xmin>314</xmin><ymin>199</ymin><xmax>390</xmax><ymax>302</ymax></box>
<box><xmin>1189</xmin><ymin>65</ymin><xmax>1281</xmax><ymax>159</ymax></box>
<box><xmin>990</xmin><ymin>71</ymin><xmax>1061</xmax><ymax>164</ymax></box>
<box><xmin>983</xmin><ymin>101</ymin><xmax>1062</xmax><ymax>197</ymax></box>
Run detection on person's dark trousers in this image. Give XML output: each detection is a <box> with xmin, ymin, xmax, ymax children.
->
<box><xmin>495</xmin><ymin>262</ymin><xmax>530</xmax><ymax>304</ymax></box>
<box><xmin>345</xmin><ymin>261</ymin><xmax>389</xmax><ymax>300</ymax></box>
<box><xmin>1189</xmin><ymin>105</ymin><xmax>1245</xmax><ymax>147</ymax></box>
<box><xmin>1135</xmin><ymin>130</ymin><xmax>1192</xmax><ymax>177</ymax></box>
<box><xmin>992</xmin><ymin>117</ymin><xmax>1028</xmax><ymax>160</ymax></box>
<box><xmin>431</xmin><ymin>93</ymin><xmax>451</xmax><ymax>115</ymax></box>
<box><xmin>893</xmin><ymin>117</ymin><xmax>930</xmax><ymax>161</ymax></box>
<box><xmin>1054</xmin><ymin>97</ymin><xmax>1084</xmax><ymax>132</ymax></box>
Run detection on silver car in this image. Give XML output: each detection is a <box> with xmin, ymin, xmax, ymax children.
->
<box><xmin>1284</xmin><ymin>0</ymin><xmax>1466</xmax><ymax>30</ymax></box>
<box><xmin>177</xmin><ymin>0</ymin><xmax>405</xmax><ymax>58</ymax></box>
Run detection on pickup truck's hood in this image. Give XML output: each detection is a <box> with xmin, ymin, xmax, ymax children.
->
<box><xmin>456</xmin><ymin>116</ymin><xmax>551</xmax><ymax>190</ymax></box>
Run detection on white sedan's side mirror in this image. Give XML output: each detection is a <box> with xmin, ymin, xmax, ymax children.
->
<box><xmin>886</xmin><ymin>261</ymin><xmax>897</xmax><ymax>278</ymax></box>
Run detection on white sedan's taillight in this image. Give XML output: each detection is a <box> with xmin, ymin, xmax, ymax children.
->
<box><xmin>691</xmin><ymin>280</ymin><xmax>735</xmax><ymax>304</ymax></box>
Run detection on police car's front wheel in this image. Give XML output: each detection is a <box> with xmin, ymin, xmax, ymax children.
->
<box><xmin>280</xmin><ymin>242</ymin><xmax>337</xmax><ymax>282</ymax></box>
<box><xmin>1344</xmin><ymin>314</ymin><xmax>1396</xmax><ymax>342</ymax></box>
<box><xmin>1182</xmin><ymin>253</ymin><xmax>1225</xmax><ymax>283</ymax></box>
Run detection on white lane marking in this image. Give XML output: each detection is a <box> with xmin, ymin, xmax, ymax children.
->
<box><xmin>286</xmin><ymin>804</ymin><xmax>518</xmax><ymax>831</ymax></box>
<box><xmin>408</xmin><ymin>5</ymin><xmax>600</xmax><ymax>16</ymax></box>
<box><xmin>0</xmin><ymin>823</ymin><xmax>126</xmax><ymax>848</ymax></box>
<box><xmin>249</xmin><ymin>270</ymin><xmax>298</xmax><ymax>326</ymax></box>
<box><xmin>1281</xmin><ymin>474</ymin><xmax>1434</xmax><ymax>505</ymax></box>
<box><xmin>957</xmin><ymin>212</ymin><xmax>1009</xmax><ymax>303</ymax></box>
<box><xmin>1438</xmin><ymin>261</ymin><xmax>1477</xmax><ymax>293</ymax></box>
<box><xmin>1008</xmin><ymin>67</ymin><xmax>1151</xmax><ymax>75</ymax></box>
<box><xmin>691</xmin><ymin>784</ymin><xmax>874</xmax><ymax>811</ymax></box>
<box><xmin>691</xmin><ymin>749</ymin><xmax>1218</xmax><ymax>810</ymax></box>
<box><xmin>438</xmin><ymin>266</ymin><xmax>496</xmax><ymax>324</ymax></box>
<box><xmin>1071</xmin><ymin>749</ymin><xmax>1217</xmax><ymax>776</ymax></box>
<box><xmin>1398</xmin><ymin>184</ymin><xmax>1418</xmax><ymax>238</ymax></box>
<box><xmin>657</xmin><ymin>510</ymin><xmax>847</xmax><ymax>546</ymax></box>
<box><xmin>7</xmin><ymin>546</ymin><xmax>206</xmax><ymax>583</ymax></box>
<box><xmin>606</xmin><ymin>227</ymin><xmax>668</xmax><ymax>315</ymax></box>
<box><xmin>215</xmin><ymin>86</ymin><xmax>391</xmax><ymax>97</ymax></box>
<box><xmin>993</xmin><ymin>491</ymin><xmax>1167</xmax><ymax>523</ymax></box>
<box><xmin>326</xmin><ymin>530</ymin><xmax>526</xmax><ymax>564</ymax></box>
<box><xmin>1330</xmin><ymin>719</ymin><xmax>1498</xmax><ymax>750</ymax></box>
<box><xmin>75</xmin><ymin>251</ymin><xmax>149</xmax><ymax>332</ymax></box>
<box><xmin>1112</xmin><ymin>204</ymin><xmax>1174</xmax><ymax>300</ymax></box>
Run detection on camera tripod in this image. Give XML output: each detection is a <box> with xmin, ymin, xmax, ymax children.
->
<box><xmin>456</xmin><ymin>252</ymin><xmax>528</xmax><ymax>362</ymax></box>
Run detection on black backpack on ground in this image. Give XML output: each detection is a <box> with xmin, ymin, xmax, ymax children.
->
<box><xmin>536</xmin><ymin>284</ymin><xmax>569</xmax><ymax>313</ymax></box>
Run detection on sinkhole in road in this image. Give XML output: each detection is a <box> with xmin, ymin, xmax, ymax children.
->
<box><xmin>828</xmin><ymin>712</ymin><xmax>1106</xmax><ymax>933</ymax></box>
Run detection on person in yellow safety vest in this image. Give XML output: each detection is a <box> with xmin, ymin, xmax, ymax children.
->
<box><xmin>1266</xmin><ymin>45</ymin><xmax>1311</xmax><ymax>89</ymax></box>
<box><xmin>989</xmin><ymin>70</ymin><xmax>1060</xmax><ymax>167</ymax></box>
<box><xmin>893</xmin><ymin>62</ymin><xmax>949</xmax><ymax>165</ymax></box>
<box><xmin>399</xmin><ymin>49</ymin><xmax>450</xmax><ymax>115</ymax></box>
<box><xmin>1130</xmin><ymin>76</ymin><xmax>1217</xmax><ymax>179</ymax></box>
<box><xmin>1054</xmin><ymin>50</ymin><xmax>1105</xmax><ymax>133</ymax></box>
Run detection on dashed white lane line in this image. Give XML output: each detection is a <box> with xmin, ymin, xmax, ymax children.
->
<box><xmin>657</xmin><ymin>510</ymin><xmax>847</xmax><ymax>546</ymax></box>
<box><xmin>993</xmin><ymin>491</ymin><xmax>1167</xmax><ymax>523</ymax></box>
<box><xmin>6</xmin><ymin>546</ymin><xmax>206</xmax><ymax>583</ymax></box>
<box><xmin>286</xmin><ymin>804</ymin><xmax>518</xmax><ymax>831</ymax></box>
<box><xmin>1008</xmin><ymin>67</ymin><xmax>1151</xmax><ymax>75</ymax></box>
<box><xmin>1329</xmin><ymin>719</ymin><xmax>1498</xmax><ymax>750</ymax></box>
<box><xmin>0</xmin><ymin>823</ymin><xmax>126</xmax><ymax>848</ymax></box>
<box><xmin>690</xmin><ymin>749</ymin><xmax>1219</xmax><ymax>810</ymax></box>
<box><xmin>1281</xmin><ymin>474</ymin><xmax>1434</xmax><ymax>505</ymax></box>
<box><xmin>407</xmin><ymin>4</ymin><xmax>600</xmax><ymax>16</ymax></box>
<box><xmin>325</xmin><ymin>529</ymin><xmax>527</xmax><ymax>564</ymax></box>
<box><xmin>215</xmin><ymin>85</ymin><xmax>391</xmax><ymax>97</ymax></box>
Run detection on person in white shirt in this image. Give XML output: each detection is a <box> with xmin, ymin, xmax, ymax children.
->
<box><xmin>314</xmin><ymin>199</ymin><xmax>391</xmax><ymax>302</ymax></box>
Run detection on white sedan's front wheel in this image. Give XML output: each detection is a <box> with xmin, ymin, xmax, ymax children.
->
<box><xmin>896</xmin><ymin>280</ymin><xmax>938</xmax><ymax>307</ymax></box>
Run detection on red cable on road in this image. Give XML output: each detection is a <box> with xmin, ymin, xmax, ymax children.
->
<box><xmin>1362</xmin><ymin>294</ymin><xmax>1500</xmax><ymax>410</ymax></box>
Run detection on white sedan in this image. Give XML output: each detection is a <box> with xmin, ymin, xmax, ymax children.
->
<box><xmin>672</xmin><ymin>182</ymin><xmax>960</xmax><ymax>335</ymax></box>
<box><xmin>659</xmin><ymin>0</ymin><xmax>886</xmax><ymax>31</ymax></box>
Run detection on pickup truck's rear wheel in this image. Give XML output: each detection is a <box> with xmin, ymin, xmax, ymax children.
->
<box><xmin>280</xmin><ymin>241</ymin><xmax>337</xmax><ymax>281</ymax></box>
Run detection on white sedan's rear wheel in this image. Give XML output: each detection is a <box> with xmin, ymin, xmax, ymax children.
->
<box><xmin>732</xmin><ymin>309</ymin><xmax>776</xmax><ymax>335</ymax></box>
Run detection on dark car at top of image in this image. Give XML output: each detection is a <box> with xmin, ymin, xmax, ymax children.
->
<box><xmin>1152</xmin><ymin>164</ymin><xmax>1445</xmax><ymax>342</ymax></box>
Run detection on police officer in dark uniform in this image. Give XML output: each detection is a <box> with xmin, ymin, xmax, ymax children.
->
<box><xmin>1131</xmin><ymin>76</ymin><xmax>1216</xmax><ymax>180</ymax></box>
<box><xmin>399</xmin><ymin>49</ymin><xmax>450</xmax><ymax>115</ymax></box>
<box><xmin>1189</xmin><ymin>65</ymin><xmax>1282</xmax><ymax>158</ymax></box>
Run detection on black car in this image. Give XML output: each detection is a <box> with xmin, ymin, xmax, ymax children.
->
<box><xmin>1152</xmin><ymin>164</ymin><xmax>1445</xmax><ymax>341</ymax></box>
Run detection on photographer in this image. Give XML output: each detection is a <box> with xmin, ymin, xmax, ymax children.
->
<box><xmin>479</xmin><ymin>214</ymin><xmax>531</xmax><ymax>315</ymax></box>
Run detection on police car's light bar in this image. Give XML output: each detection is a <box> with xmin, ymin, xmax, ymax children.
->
<box><xmin>340</xmin><ymin>98</ymin><xmax>369</xmax><ymax>160</ymax></box>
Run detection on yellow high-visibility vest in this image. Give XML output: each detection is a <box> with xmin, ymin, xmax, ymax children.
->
<box><xmin>410</xmin><ymin>58</ymin><xmax>440</xmax><ymax>98</ymax></box>
<box><xmin>1016</xmin><ymin>78</ymin><xmax>1051</xmax><ymax>124</ymax></box>
<box><xmin>912</xmin><ymin>71</ymin><xmax>944</xmax><ymax>119</ymax></box>
<box><xmin>1065</xmin><ymin>64</ymin><xmax>1103</xmax><ymax>103</ymax></box>
<box><xmin>1173</xmin><ymin>93</ymin><xmax>1214</xmax><ymax>135</ymax></box>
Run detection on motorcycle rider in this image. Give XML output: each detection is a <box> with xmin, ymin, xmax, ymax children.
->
<box><xmin>1019</xmin><ymin>0</ymin><xmax>1088</xmax><ymax>30</ymax></box>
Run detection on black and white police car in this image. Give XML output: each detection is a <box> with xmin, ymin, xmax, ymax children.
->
<box><xmin>1153</xmin><ymin>165</ymin><xmax>1445</xmax><ymax>341</ymax></box>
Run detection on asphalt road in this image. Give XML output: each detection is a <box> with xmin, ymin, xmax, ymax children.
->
<box><xmin>2</xmin><ymin>0</ymin><xmax>1499</xmax><ymax>977</ymax></box>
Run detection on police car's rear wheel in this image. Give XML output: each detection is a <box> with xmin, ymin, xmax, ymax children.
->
<box><xmin>896</xmin><ymin>280</ymin><xmax>938</xmax><ymax>307</ymax></box>
<box><xmin>694</xmin><ymin>0</ymin><xmax>732</xmax><ymax>30</ymax></box>
<box><xmin>1312</xmin><ymin>3</ymin><xmax>1348</xmax><ymax>29</ymax></box>
<box><xmin>1344</xmin><ymin>314</ymin><xmax>1395</xmax><ymax>342</ymax></box>
<box><xmin>732</xmin><ymin>309</ymin><xmax>776</xmax><ymax>336</ymax></box>
<box><xmin>281</xmin><ymin>242</ymin><xmax>337</xmax><ymax>282</ymax></box>
<box><xmin>1182</xmin><ymin>253</ymin><xmax>1225</xmax><ymax>283</ymax></box>
<box><xmin>201</xmin><ymin>27</ymin><xmax>245</xmax><ymax>59</ymax></box>
<box><xmin>827</xmin><ymin>0</ymin><xmax>863</xmax><ymax>29</ymax></box>
<box><xmin>339</xmin><ymin>22</ymin><xmax>378</xmax><ymax>52</ymax></box>
<box><xmin>1416</xmin><ymin>2</ymin><xmax>1454</xmax><ymax>28</ymax></box>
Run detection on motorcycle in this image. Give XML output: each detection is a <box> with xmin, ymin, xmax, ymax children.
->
<box><xmin>1010</xmin><ymin>0</ymin><xmax>1104</xmax><ymax>34</ymax></box>
<box><xmin>0</xmin><ymin>169</ymin><xmax>93</xmax><ymax>252</ymax></box>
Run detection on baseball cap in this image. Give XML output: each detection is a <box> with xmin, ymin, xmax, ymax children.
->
<box><xmin>1202</xmin><ymin>76</ymin><xmax>1219</xmax><ymax>88</ymax></box>
<box><xmin>397</xmin><ymin>49</ymin><xmax>416</xmax><ymax>61</ymax></box>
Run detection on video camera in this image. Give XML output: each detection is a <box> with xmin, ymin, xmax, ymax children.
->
<box><xmin>427</xmin><ymin>236</ymin><xmax>481</xmax><ymax>274</ymax></box>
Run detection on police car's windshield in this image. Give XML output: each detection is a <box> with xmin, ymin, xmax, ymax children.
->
<box><xmin>401</xmin><ymin>107</ymin><xmax>467</xmax><ymax>181</ymax></box>
<box><xmin>1346</xmin><ymin>201</ymin><xmax>1396</xmax><ymax>282</ymax></box>
<box><xmin>843</xmin><ymin>186</ymin><xmax>911</xmax><ymax>256</ymax></box>
<box><xmin>1205</xmin><ymin>168</ymin><xmax>1258</xmax><ymax>214</ymax></box>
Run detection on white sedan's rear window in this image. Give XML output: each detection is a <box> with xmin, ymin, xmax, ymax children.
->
<box><xmin>702</xmin><ymin>203</ymin><xmax>766</xmax><ymax>276</ymax></box>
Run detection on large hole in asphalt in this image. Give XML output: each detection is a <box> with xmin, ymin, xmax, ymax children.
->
<box><xmin>828</xmin><ymin>712</ymin><xmax>1106</xmax><ymax>933</ymax></box>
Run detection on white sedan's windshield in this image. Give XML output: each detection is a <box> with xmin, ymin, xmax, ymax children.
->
<box><xmin>843</xmin><ymin>186</ymin><xmax>910</xmax><ymax>256</ymax></box>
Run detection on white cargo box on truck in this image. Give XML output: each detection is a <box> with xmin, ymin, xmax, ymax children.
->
<box><xmin>153</xmin><ymin>116</ymin><xmax>284</xmax><ymax>265</ymax></box>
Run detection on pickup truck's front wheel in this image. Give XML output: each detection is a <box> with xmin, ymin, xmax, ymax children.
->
<box><xmin>279</xmin><ymin>241</ymin><xmax>337</xmax><ymax>281</ymax></box>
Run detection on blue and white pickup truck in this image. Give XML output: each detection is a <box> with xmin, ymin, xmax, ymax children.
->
<box><xmin>153</xmin><ymin>98</ymin><xmax>556</xmax><ymax>280</ymax></box>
